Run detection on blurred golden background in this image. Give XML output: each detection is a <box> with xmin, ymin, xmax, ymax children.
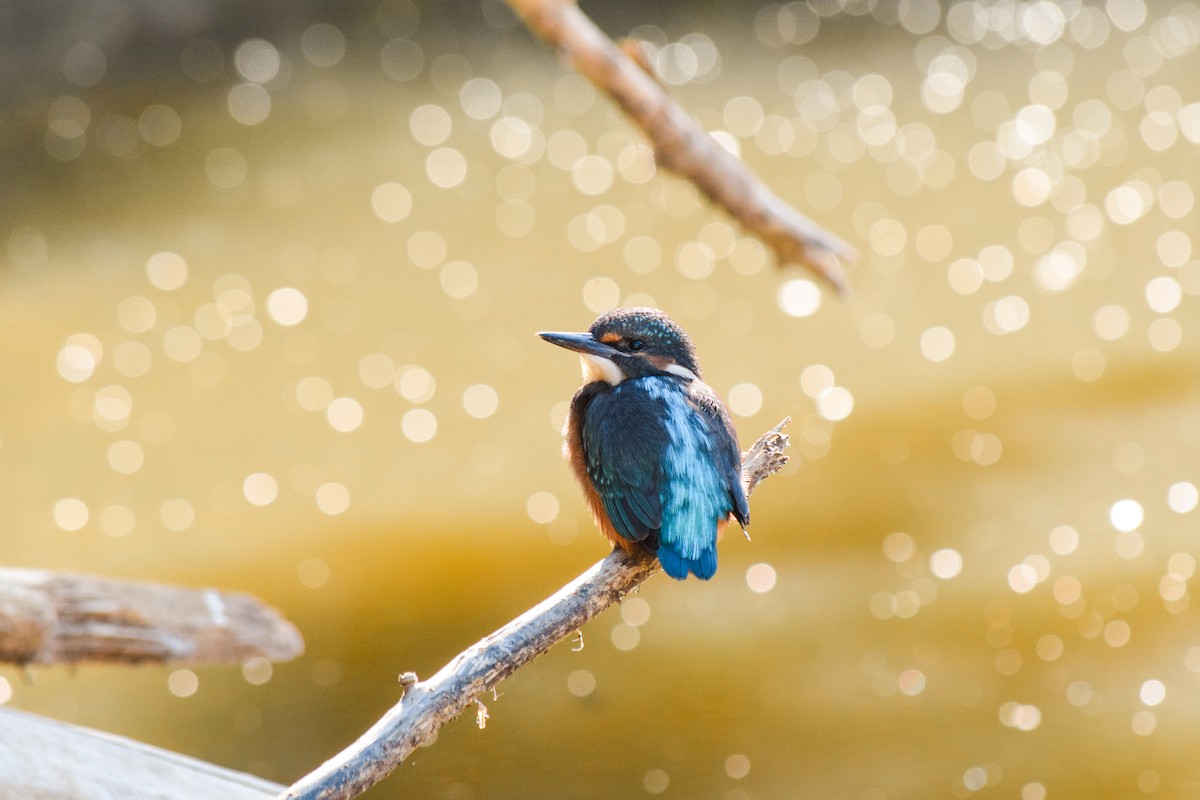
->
<box><xmin>2</xmin><ymin>0</ymin><xmax>1200</xmax><ymax>797</ymax></box>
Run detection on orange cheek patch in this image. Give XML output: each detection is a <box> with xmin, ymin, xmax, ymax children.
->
<box><xmin>646</xmin><ymin>355</ymin><xmax>670</xmax><ymax>369</ymax></box>
<box><xmin>599</xmin><ymin>332</ymin><xmax>622</xmax><ymax>344</ymax></box>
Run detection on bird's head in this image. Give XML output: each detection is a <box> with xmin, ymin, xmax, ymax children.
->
<box><xmin>539</xmin><ymin>307</ymin><xmax>701</xmax><ymax>386</ymax></box>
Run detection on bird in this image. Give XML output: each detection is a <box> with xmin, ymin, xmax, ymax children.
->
<box><xmin>539</xmin><ymin>307</ymin><xmax>749</xmax><ymax>580</ymax></box>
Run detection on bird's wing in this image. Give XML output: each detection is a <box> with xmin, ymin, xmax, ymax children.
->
<box><xmin>651</xmin><ymin>379</ymin><xmax>747</xmax><ymax>579</ymax></box>
<box><xmin>689</xmin><ymin>381</ymin><xmax>750</xmax><ymax>527</ymax></box>
<box><xmin>580</xmin><ymin>383</ymin><xmax>666</xmax><ymax>544</ymax></box>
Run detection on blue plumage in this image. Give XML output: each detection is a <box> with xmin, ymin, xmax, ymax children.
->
<box><xmin>540</xmin><ymin>308</ymin><xmax>749</xmax><ymax>580</ymax></box>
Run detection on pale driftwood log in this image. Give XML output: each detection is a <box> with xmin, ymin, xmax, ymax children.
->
<box><xmin>0</xmin><ymin>569</ymin><xmax>303</xmax><ymax>666</ymax></box>
<box><xmin>506</xmin><ymin>0</ymin><xmax>855</xmax><ymax>293</ymax></box>
<box><xmin>0</xmin><ymin>706</ymin><xmax>282</xmax><ymax>800</ymax></box>
<box><xmin>279</xmin><ymin>419</ymin><xmax>791</xmax><ymax>800</ymax></box>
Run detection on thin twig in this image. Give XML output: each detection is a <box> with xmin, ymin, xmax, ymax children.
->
<box><xmin>278</xmin><ymin>419</ymin><xmax>790</xmax><ymax>800</ymax></box>
<box><xmin>507</xmin><ymin>0</ymin><xmax>855</xmax><ymax>293</ymax></box>
<box><xmin>0</xmin><ymin>569</ymin><xmax>303</xmax><ymax>666</ymax></box>
<box><xmin>742</xmin><ymin>416</ymin><xmax>792</xmax><ymax>496</ymax></box>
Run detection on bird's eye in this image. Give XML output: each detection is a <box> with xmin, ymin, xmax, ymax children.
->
<box><xmin>628</xmin><ymin>339</ymin><xmax>645</xmax><ymax>352</ymax></box>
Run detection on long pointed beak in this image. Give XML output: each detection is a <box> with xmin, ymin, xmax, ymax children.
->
<box><xmin>537</xmin><ymin>331</ymin><xmax>620</xmax><ymax>359</ymax></box>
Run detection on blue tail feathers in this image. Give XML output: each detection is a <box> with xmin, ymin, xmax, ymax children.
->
<box><xmin>658</xmin><ymin>545</ymin><xmax>717</xmax><ymax>580</ymax></box>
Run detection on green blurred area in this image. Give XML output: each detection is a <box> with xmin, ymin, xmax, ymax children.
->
<box><xmin>3</xmin><ymin>1</ymin><xmax>1200</xmax><ymax>798</ymax></box>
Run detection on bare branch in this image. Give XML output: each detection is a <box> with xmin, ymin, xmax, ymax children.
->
<box><xmin>279</xmin><ymin>419</ymin><xmax>791</xmax><ymax>800</ymax></box>
<box><xmin>506</xmin><ymin>0</ymin><xmax>855</xmax><ymax>293</ymax></box>
<box><xmin>0</xmin><ymin>706</ymin><xmax>282</xmax><ymax>799</ymax></box>
<box><xmin>0</xmin><ymin>569</ymin><xmax>303</xmax><ymax>666</ymax></box>
<box><xmin>742</xmin><ymin>415</ymin><xmax>793</xmax><ymax>496</ymax></box>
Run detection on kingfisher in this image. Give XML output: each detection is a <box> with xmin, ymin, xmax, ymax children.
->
<box><xmin>539</xmin><ymin>307</ymin><xmax>749</xmax><ymax>580</ymax></box>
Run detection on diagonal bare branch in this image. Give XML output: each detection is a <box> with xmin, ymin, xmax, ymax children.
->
<box><xmin>279</xmin><ymin>419</ymin><xmax>791</xmax><ymax>800</ymax></box>
<box><xmin>507</xmin><ymin>0</ymin><xmax>855</xmax><ymax>293</ymax></box>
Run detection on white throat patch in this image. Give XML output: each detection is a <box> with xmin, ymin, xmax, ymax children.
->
<box><xmin>580</xmin><ymin>353</ymin><xmax>624</xmax><ymax>386</ymax></box>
